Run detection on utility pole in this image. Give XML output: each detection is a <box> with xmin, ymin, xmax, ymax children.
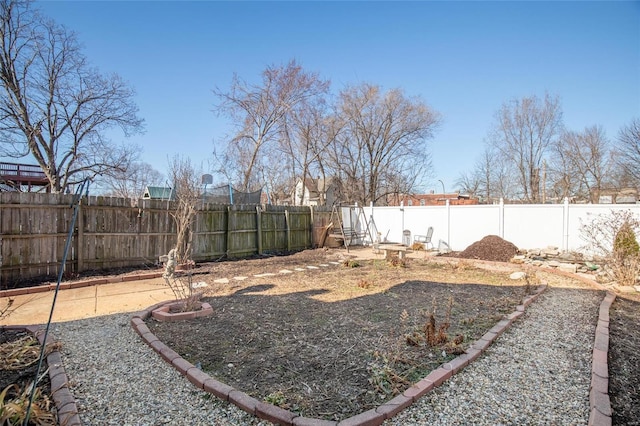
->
<box><xmin>542</xmin><ymin>161</ymin><xmax>547</xmax><ymax>204</ymax></box>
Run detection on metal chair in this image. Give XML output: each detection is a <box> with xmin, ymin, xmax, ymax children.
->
<box><xmin>414</xmin><ymin>226</ymin><xmax>434</xmax><ymax>250</ymax></box>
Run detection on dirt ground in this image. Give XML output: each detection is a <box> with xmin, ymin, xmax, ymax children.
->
<box><xmin>608</xmin><ymin>294</ymin><xmax>640</xmax><ymax>426</ymax></box>
<box><xmin>145</xmin><ymin>249</ymin><xmax>556</xmax><ymax>421</ymax></box>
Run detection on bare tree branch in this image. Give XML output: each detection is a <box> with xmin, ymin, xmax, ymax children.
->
<box><xmin>489</xmin><ymin>93</ymin><xmax>563</xmax><ymax>203</ymax></box>
<box><xmin>0</xmin><ymin>0</ymin><xmax>144</xmax><ymax>192</ymax></box>
<box><xmin>327</xmin><ymin>84</ymin><xmax>440</xmax><ymax>205</ymax></box>
<box><xmin>213</xmin><ymin>59</ymin><xmax>329</xmax><ymax>192</ymax></box>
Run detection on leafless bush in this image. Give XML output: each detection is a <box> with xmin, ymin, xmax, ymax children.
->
<box><xmin>161</xmin><ymin>249</ymin><xmax>199</xmax><ymax>312</ymax></box>
<box><xmin>167</xmin><ymin>156</ymin><xmax>201</xmax><ymax>263</ymax></box>
<box><xmin>580</xmin><ymin>210</ymin><xmax>640</xmax><ymax>286</ymax></box>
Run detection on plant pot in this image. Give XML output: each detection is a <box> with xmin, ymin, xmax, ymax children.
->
<box><xmin>151</xmin><ymin>300</ymin><xmax>213</xmax><ymax>322</ymax></box>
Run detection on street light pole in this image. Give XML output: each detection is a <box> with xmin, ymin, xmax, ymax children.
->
<box><xmin>438</xmin><ymin>179</ymin><xmax>445</xmax><ymax>194</ymax></box>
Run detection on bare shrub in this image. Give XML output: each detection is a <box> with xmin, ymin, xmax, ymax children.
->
<box><xmin>580</xmin><ymin>210</ymin><xmax>640</xmax><ymax>286</ymax></box>
<box><xmin>167</xmin><ymin>156</ymin><xmax>201</xmax><ymax>263</ymax></box>
<box><xmin>161</xmin><ymin>249</ymin><xmax>199</xmax><ymax>312</ymax></box>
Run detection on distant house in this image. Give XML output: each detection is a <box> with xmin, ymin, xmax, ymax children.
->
<box><xmin>292</xmin><ymin>177</ymin><xmax>339</xmax><ymax>206</ymax></box>
<box><xmin>388</xmin><ymin>192</ymin><xmax>479</xmax><ymax>206</ymax></box>
<box><xmin>142</xmin><ymin>186</ymin><xmax>175</xmax><ymax>200</ymax></box>
<box><xmin>596</xmin><ymin>188</ymin><xmax>638</xmax><ymax>204</ymax></box>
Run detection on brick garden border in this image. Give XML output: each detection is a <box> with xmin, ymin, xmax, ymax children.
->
<box><xmin>0</xmin><ymin>325</ymin><xmax>81</xmax><ymax>426</ymax></box>
<box><xmin>0</xmin><ymin>271</ymin><xmax>164</xmax><ymax>298</ymax></box>
<box><xmin>131</xmin><ymin>280</ymin><xmax>549</xmax><ymax>425</ymax></box>
<box><xmin>1</xmin><ymin>256</ymin><xmax>619</xmax><ymax>425</ymax></box>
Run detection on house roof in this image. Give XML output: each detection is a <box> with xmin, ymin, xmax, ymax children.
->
<box><xmin>301</xmin><ymin>177</ymin><xmax>335</xmax><ymax>194</ymax></box>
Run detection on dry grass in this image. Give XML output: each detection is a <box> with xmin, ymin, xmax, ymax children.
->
<box><xmin>149</xmin><ymin>257</ymin><xmax>531</xmax><ymax>421</ymax></box>
<box><xmin>0</xmin><ymin>331</ymin><xmax>57</xmax><ymax>426</ymax></box>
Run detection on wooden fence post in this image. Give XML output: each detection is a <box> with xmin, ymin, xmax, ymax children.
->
<box><xmin>76</xmin><ymin>201</ymin><xmax>84</xmax><ymax>273</ymax></box>
<box><xmin>226</xmin><ymin>205</ymin><xmax>232</xmax><ymax>256</ymax></box>
<box><xmin>256</xmin><ymin>205</ymin><xmax>263</xmax><ymax>255</ymax></box>
<box><xmin>309</xmin><ymin>205</ymin><xmax>315</xmax><ymax>248</ymax></box>
<box><xmin>285</xmin><ymin>209</ymin><xmax>291</xmax><ymax>251</ymax></box>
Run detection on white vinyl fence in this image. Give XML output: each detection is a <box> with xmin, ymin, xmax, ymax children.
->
<box><xmin>361</xmin><ymin>199</ymin><xmax>640</xmax><ymax>253</ymax></box>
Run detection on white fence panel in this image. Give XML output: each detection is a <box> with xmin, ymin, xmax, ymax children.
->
<box><xmin>503</xmin><ymin>204</ymin><xmax>566</xmax><ymax>250</ymax></box>
<box><xmin>567</xmin><ymin>204</ymin><xmax>640</xmax><ymax>252</ymax></box>
<box><xmin>447</xmin><ymin>204</ymin><xmax>501</xmax><ymax>250</ymax></box>
<box><xmin>364</xmin><ymin>200</ymin><xmax>640</xmax><ymax>253</ymax></box>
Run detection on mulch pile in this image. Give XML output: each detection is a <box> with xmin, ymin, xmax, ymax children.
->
<box><xmin>455</xmin><ymin>235</ymin><xmax>519</xmax><ymax>263</ymax></box>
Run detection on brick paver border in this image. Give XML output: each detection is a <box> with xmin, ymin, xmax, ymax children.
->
<box><xmin>1</xmin><ymin>254</ymin><xmax>618</xmax><ymax>425</ymax></box>
<box><xmin>0</xmin><ymin>325</ymin><xmax>81</xmax><ymax>426</ymax></box>
<box><xmin>131</xmin><ymin>274</ymin><xmax>550</xmax><ymax>425</ymax></box>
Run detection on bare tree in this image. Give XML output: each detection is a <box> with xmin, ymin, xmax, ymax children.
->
<box><xmin>167</xmin><ymin>156</ymin><xmax>201</xmax><ymax>263</ymax></box>
<box><xmin>616</xmin><ymin>118</ymin><xmax>640</xmax><ymax>187</ymax></box>
<box><xmin>0</xmin><ymin>0</ymin><xmax>144</xmax><ymax>193</ymax></box>
<box><xmin>327</xmin><ymin>83</ymin><xmax>440</xmax><ymax>205</ymax></box>
<box><xmin>489</xmin><ymin>93</ymin><xmax>563</xmax><ymax>203</ymax></box>
<box><xmin>550</xmin><ymin>126</ymin><xmax>613</xmax><ymax>202</ymax></box>
<box><xmin>213</xmin><ymin>60</ymin><xmax>329</xmax><ymax>192</ymax></box>
<box><xmin>455</xmin><ymin>170</ymin><xmax>480</xmax><ymax>198</ymax></box>
<box><xmin>280</xmin><ymin>98</ymin><xmax>341</xmax><ymax>205</ymax></box>
<box><xmin>458</xmin><ymin>144</ymin><xmax>515</xmax><ymax>203</ymax></box>
<box><xmin>100</xmin><ymin>161</ymin><xmax>164</xmax><ymax>199</ymax></box>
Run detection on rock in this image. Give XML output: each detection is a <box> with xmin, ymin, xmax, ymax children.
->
<box><xmin>635</xmin><ymin>285</ymin><xmax>640</xmax><ymax>293</ymax></box>
<box><xmin>511</xmin><ymin>255</ymin><xmax>526</xmax><ymax>264</ymax></box>
<box><xmin>614</xmin><ymin>284</ymin><xmax>636</xmax><ymax>293</ymax></box>
<box><xmin>558</xmin><ymin>263</ymin><xmax>578</xmax><ymax>273</ymax></box>
<box><xmin>532</xmin><ymin>260</ymin><xmax>544</xmax><ymax>266</ymax></box>
<box><xmin>543</xmin><ymin>248</ymin><xmax>560</xmax><ymax>257</ymax></box>
<box><xmin>510</xmin><ymin>271</ymin><xmax>527</xmax><ymax>280</ymax></box>
<box><xmin>558</xmin><ymin>252</ymin><xmax>578</xmax><ymax>261</ymax></box>
<box><xmin>547</xmin><ymin>260</ymin><xmax>560</xmax><ymax>268</ymax></box>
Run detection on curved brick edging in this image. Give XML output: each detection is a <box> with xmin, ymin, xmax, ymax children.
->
<box><xmin>2</xmin><ymin>254</ymin><xmax>615</xmax><ymax>424</ymax></box>
<box><xmin>132</xmin><ymin>284</ymin><xmax>548</xmax><ymax>426</ymax></box>
<box><xmin>151</xmin><ymin>301</ymin><xmax>214</xmax><ymax>321</ymax></box>
<box><xmin>1</xmin><ymin>325</ymin><xmax>81</xmax><ymax>426</ymax></box>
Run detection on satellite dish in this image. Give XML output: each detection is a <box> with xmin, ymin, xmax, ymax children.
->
<box><xmin>201</xmin><ymin>174</ymin><xmax>213</xmax><ymax>185</ymax></box>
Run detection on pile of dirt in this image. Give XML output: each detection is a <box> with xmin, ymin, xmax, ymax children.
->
<box><xmin>456</xmin><ymin>235</ymin><xmax>519</xmax><ymax>263</ymax></box>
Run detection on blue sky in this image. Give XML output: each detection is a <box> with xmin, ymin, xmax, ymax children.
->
<box><xmin>26</xmin><ymin>1</ymin><xmax>640</xmax><ymax>193</ymax></box>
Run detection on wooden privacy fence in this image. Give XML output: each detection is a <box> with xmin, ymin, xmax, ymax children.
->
<box><xmin>0</xmin><ymin>193</ymin><xmax>333</xmax><ymax>287</ymax></box>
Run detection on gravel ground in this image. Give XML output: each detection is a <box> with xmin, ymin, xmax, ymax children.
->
<box><xmin>53</xmin><ymin>315</ymin><xmax>265</xmax><ymax>426</ymax></box>
<box><xmin>385</xmin><ymin>286</ymin><xmax>602</xmax><ymax>426</ymax></box>
<box><xmin>53</xmin><ymin>285</ymin><xmax>602</xmax><ymax>426</ymax></box>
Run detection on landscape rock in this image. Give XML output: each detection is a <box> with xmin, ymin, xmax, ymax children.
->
<box><xmin>543</xmin><ymin>248</ymin><xmax>560</xmax><ymax>257</ymax></box>
<box><xmin>510</xmin><ymin>271</ymin><xmax>527</xmax><ymax>280</ymax></box>
<box><xmin>558</xmin><ymin>263</ymin><xmax>578</xmax><ymax>273</ymax></box>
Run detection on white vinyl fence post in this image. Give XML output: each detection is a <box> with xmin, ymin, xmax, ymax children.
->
<box><xmin>563</xmin><ymin>197</ymin><xmax>570</xmax><ymax>252</ymax></box>
<box><xmin>446</xmin><ymin>199</ymin><xmax>451</xmax><ymax>248</ymax></box>
<box><xmin>499</xmin><ymin>198</ymin><xmax>504</xmax><ymax>238</ymax></box>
